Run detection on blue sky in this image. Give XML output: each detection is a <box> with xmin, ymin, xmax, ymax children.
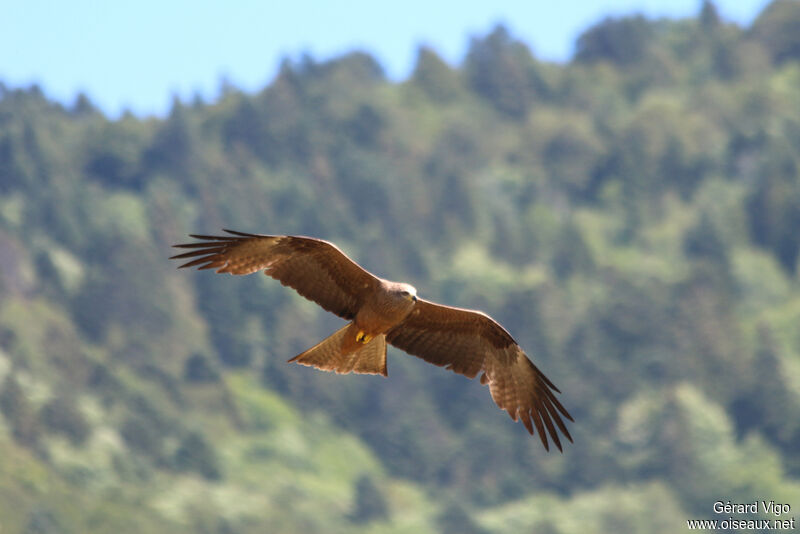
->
<box><xmin>1</xmin><ymin>0</ymin><xmax>769</xmax><ymax>117</ymax></box>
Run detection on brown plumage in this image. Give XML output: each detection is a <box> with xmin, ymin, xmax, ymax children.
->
<box><xmin>170</xmin><ymin>229</ymin><xmax>573</xmax><ymax>451</ymax></box>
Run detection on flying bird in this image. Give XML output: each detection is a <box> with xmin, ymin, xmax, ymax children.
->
<box><xmin>171</xmin><ymin>230</ymin><xmax>573</xmax><ymax>451</ymax></box>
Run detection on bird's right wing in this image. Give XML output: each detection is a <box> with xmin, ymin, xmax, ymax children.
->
<box><xmin>170</xmin><ymin>230</ymin><xmax>380</xmax><ymax>320</ymax></box>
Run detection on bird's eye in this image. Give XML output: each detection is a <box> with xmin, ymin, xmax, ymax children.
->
<box><xmin>401</xmin><ymin>290</ymin><xmax>409</xmax><ymax>296</ymax></box>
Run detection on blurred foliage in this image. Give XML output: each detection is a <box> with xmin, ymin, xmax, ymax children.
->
<box><xmin>0</xmin><ymin>1</ymin><xmax>799</xmax><ymax>531</ymax></box>
<box><xmin>349</xmin><ymin>474</ymin><xmax>390</xmax><ymax>524</ymax></box>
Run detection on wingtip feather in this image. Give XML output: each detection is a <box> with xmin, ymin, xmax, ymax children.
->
<box><xmin>520</xmin><ymin>412</ymin><xmax>534</xmax><ymax>435</ymax></box>
<box><xmin>188</xmin><ymin>233</ymin><xmax>230</xmax><ymax>240</ymax></box>
<box><xmin>223</xmin><ymin>228</ymin><xmax>260</xmax><ymax>237</ymax></box>
<box><xmin>529</xmin><ymin>409</ymin><xmax>549</xmax><ymax>451</ymax></box>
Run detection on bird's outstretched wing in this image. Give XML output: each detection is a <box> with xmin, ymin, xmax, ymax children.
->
<box><xmin>170</xmin><ymin>230</ymin><xmax>379</xmax><ymax>320</ymax></box>
<box><xmin>386</xmin><ymin>299</ymin><xmax>573</xmax><ymax>451</ymax></box>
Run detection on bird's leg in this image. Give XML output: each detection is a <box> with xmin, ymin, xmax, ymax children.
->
<box><xmin>356</xmin><ymin>331</ymin><xmax>373</xmax><ymax>344</ymax></box>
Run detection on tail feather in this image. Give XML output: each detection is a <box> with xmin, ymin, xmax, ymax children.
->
<box><xmin>289</xmin><ymin>324</ymin><xmax>387</xmax><ymax>376</ymax></box>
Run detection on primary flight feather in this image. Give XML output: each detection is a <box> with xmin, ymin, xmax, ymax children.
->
<box><xmin>171</xmin><ymin>230</ymin><xmax>573</xmax><ymax>451</ymax></box>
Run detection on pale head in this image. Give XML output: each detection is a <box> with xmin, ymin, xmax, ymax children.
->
<box><xmin>386</xmin><ymin>281</ymin><xmax>418</xmax><ymax>303</ymax></box>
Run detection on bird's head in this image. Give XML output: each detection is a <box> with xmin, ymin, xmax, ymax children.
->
<box><xmin>393</xmin><ymin>283</ymin><xmax>418</xmax><ymax>303</ymax></box>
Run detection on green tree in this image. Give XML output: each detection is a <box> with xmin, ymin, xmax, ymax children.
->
<box><xmin>183</xmin><ymin>352</ymin><xmax>221</xmax><ymax>383</ymax></box>
<box><xmin>575</xmin><ymin>15</ymin><xmax>654</xmax><ymax>67</ymax></box>
<box><xmin>0</xmin><ymin>376</ymin><xmax>42</xmax><ymax>449</ymax></box>
<box><xmin>746</xmin><ymin>145</ymin><xmax>800</xmax><ymax>273</ymax></box>
<box><xmin>349</xmin><ymin>475</ymin><xmax>389</xmax><ymax>524</ymax></box>
<box><xmin>172</xmin><ymin>430</ymin><xmax>221</xmax><ymax>480</ymax></box>
<box><xmin>699</xmin><ymin>0</ymin><xmax>722</xmax><ymax>29</ymax></box>
<box><xmin>437</xmin><ymin>502</ymin><xmax>489</xmax><ymax>534</ymax></box>
<box><xmin>411</xmin><ymin>46</ymin><xmax>461</xmax><ymax>102</ymax></box>
<box><xmin>465</xmin><ymin>25</ymin><xmax>545</xmax><ymax>117</ymax></box>
<box><xmin>750</xmin><ymin>0</ymin><xmax>800</xmax><ymax>64</ymax></box>
<box><xmin>39</xmin><ymin>396</ymin><xmax>91</xmax><ymax>446</ymax></box>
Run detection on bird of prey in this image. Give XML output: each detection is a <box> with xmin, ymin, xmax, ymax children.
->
<box><xmin>171</xmin><ymin>230</ymin><xmax>573</xmax><ymax>451</ymax></box>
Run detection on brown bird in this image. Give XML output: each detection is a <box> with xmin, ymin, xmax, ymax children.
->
<box><xmin>171</xmin><ymin>230</ymin><xmax>573</xmax><ymax>451</ymax></box>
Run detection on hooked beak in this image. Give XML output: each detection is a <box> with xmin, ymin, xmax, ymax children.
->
<box><xmin>411</xmin><ymin>295</ymin><xmax>417</xmax><ymax>302</ymax></box>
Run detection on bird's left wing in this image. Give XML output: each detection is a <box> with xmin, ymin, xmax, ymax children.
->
<box><xmin>386</xmin><ymin>298</ymin><xmax>573</xmax><ymax>451</ymax></box>
<box><xmin>170</xmin><ymin>230</ymin><xmax>380</xmax><ymax>320</ymax></box>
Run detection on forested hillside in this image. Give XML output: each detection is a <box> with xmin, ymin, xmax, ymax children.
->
<box><xmin>1</xmin><ymin>1</ymin><xmax>800</xmax><ymax>532</ymax></box>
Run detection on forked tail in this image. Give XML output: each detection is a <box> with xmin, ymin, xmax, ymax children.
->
<box><xmin>288</xmin><ymin>323</ymin><xmax>387</xmax><ymax>376</ymax></box>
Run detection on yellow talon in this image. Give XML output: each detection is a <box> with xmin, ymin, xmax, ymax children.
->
<box><xmin>356</xmin><ymin>331</ymin><xmax>372</xmax><ymax>344</ymax></box>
